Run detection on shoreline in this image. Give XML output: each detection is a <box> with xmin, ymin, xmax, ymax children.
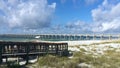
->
<box><xmin>1</xmin><ymin>39</ymin><xmax>120</xmax><ymax>46</ymax></box>
<box><xmin>40</xmin><ymin>39</ymin><xmax>120</xmax><ymax>46</ymax></box>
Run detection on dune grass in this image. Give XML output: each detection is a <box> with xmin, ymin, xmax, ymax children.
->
<box><xmin>2</xmin><ymin>49</ymin><xmax>120</xmax><ymax>68</ymax></box>
<box><xmin>30</xmin><ymin>47</ymin><xmax>120</xmax><ymax>68</ymax></box>
<box><xmin>30</xmin><ymin>40</ymin><xmax>120</xmax><ymax>68</ymax></box>
<box><xmin>91</xmin><ymin>40</ymin><xmax>120</xmax><ymax>45</ymax></box>
<box><xmin>1</xmin><ymin>40</ymin><xmax>120</xmax><ymax>68</ymax></box>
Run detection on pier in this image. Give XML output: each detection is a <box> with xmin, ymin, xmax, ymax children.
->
<box><xmin>0</xmin><ymin>41</ymin><xmax>68</xmax><ymax>64</ymax></box>
<box><xmin>0</xmin><ymin>34</ymin><xmax>120</xmax><ymax>41</ymax></box>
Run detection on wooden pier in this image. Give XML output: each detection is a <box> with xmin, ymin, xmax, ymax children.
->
<box><xmin>0</xmin><ymin>41</ymin><xmax>68</xmax><ymax>64</ymax></box>
<box><xmin>1</xmin><ymin>34</ymin><xmax>120</xmax><ymax>41</ymax></box>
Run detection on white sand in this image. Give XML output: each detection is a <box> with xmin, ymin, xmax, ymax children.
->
<box><xmin>56</xmin><ymin>40</ymin><xmax>107</xmax><ymax>46</ymax></box>
<box><xmin>36</xmin><ymin>40</ymin><xmax>120</xmax><ymax>55</ymax></box>
<box><xmin>56</xmin><ymin>40</ymin><xmax>120</xmax><ymax>56</ymax></box>
<box><xmin>36</xmin><ymin>39</ymin><xmax>119</xmax><ymax>46</ymax></box>
<box><xmin>68</xmin><ymin>42</ymin><xmax>120</xmax><ymax>56</ymax></box>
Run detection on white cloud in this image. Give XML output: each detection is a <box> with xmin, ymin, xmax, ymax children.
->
<box><xmin>65</xmin><ymin>20</ymin><xmax>92</xmax><ymax>33</ymax></box>
<box><xmin>85</xmin><ymin>0</ymin><xmax>97</xmax><ymax>5</ymax></box>
<box><xmin>92</xmin><ymin>17</ymin><xmax>120</xmax><ymax>32</ymax></box>
<box><xmin>0</xmin><ymin>0</ymin><xmax>120</xmax><ymax>34</ymax></box>
<box><xmin>49</xmin><ymin>3</ymin><xmax>56</xmax><ymax>9</ymax></box>
<box><xmin>91</xmin><ymin>0</ymin><xmax>120</xmax><ymax>33</ymax></box>
<box><xmin>0</xmin><ymin>0</ymin><xmax>56</xmax><ymax>30</ymax></box>
<box><xmin>63</xmin><ymin>0</ymin><xmax>120</xmax><ymax>34</ymax></box>
<box><xmin>60</xmin><ymin>0</ymin><xmax>66</xmax><ymax>4</ymax></box>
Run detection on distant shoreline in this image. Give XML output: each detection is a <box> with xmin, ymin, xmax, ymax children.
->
<box><xmin>1</xmin><ymin>39</ymin><xmax>120</xmax><ymax>46</ymax></box>
<box><xmin>45</xmin><ymin>39</ymin><xmax>120</xmax><ymax>46</ymax></box>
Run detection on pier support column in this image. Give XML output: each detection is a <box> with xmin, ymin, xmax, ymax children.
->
<box><xmin>56</xmin><ymin>45</ymin><xmax>58</xmax><ymax>55</ymax></box>
<box><xmin>6</xmin><ymin>57</ymin><xmax>8</xmax><ymax>63</ymax></box>
<box><xmin>26</xmin><ymin>44</ymin><xmax>29</xmax><ymax>65</ymax></box>
<box><xmin>0</xmin><ymin>44</ymin><xmax>2</xmax><ymax>64</ymax></box>
<box><xmin>109</xmin><ymin>35</ymin><xmax>111</xmax><ymax>40</ymax></box>
<box><xmin>93</xmin><ymin>35</ymin><xmax>96</xmax><ymax>40</ymax></box>
<box><xmin>101</xmin><ymin>35</ymin><xmax>103</xmax><ymax>40</ymax></box>
<box><xmin>86</xmin><ymin>35</ymin><xmax>89</xmax><ymax>40</ymax></box>
<box><xmin>119</xmin><ymin>35</ymin><xmax>120</xmax><ymax>39</ymax></box>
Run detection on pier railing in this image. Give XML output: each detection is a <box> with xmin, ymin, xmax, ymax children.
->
<box><xmin>0</xmin><ymin>41</ymin><xmax>68</xmax><ymax>64</ymax></box>
<box><xmin>0</xmin><ymin>34</ymin><xmax>120</xmax><ymax>41</ymax></box>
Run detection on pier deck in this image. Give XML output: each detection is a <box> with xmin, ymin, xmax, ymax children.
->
<box><xmin>0</xmin><ymin>41</ymin><xmax>68</xmax><ymax>64</ymax></box>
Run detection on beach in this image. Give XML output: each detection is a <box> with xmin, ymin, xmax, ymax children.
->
<box><xmin>1</xmin><ymin>39</ymin><xmax>120</xmax><ymax>68</ymax></box>
<box><xmin>57</xmin><ymin>40</ymin><xmax>104</xmax><ymax>45</ymax></box>
<box><xmin>48</xmin><ymin>39</ymin><xmax>119</xmax><ymax>45</ymax></box>
<box><xmin>28</xmin><ymin>39</ymin><xmax>120</xmax><ymax>68</ymax></box>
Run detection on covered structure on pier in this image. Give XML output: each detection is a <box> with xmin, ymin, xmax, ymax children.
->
<box><xmin>0</xmin><ymin>41</ymin><xmax>69</xmax><ymax>64</ymax></box>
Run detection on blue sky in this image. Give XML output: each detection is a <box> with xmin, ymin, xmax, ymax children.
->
<box><xmin>49</xmin><ymin>0</ymin><xmax>102</xmax><ymax>24</ymax></box>
<box><xmin>0</xmin><ymin>0</ymin><xmax>120</xmax><ymax>34</ymax></box>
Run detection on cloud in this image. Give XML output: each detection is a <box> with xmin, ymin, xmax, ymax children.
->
<box><xmin>91</xmin><ymin>0</ymin><xmax>120</xmax><ymax>33</ymax></box>
<box><xmin>0</xmin><ymin>0</ymin><xmax>120</xmax><ymax>34</ymax></box>
<box><xmin>65</xmin><ymin>20</ymin><xmax>92</xmax><ymax>34</ymax></box>
<box><xmin>62</xmin><ymin>0</ymin><xmax>120</xmax><ymax>34</ymax></box>
<box><xmin>65</xmin><ymin>20</ymin><xmax>87</xmax><ymax>29</ymax></box>
<box><xmin>0</xmin><ymin>0</ymin><xmax>56</xmax><ymax>30</ymax></box>
<box><xmin>85</xmin><ymin>0</ymin><xmax>98</xmax><ymax>5</ymax></box>
<box><xmin>60</xmin><ymin>0</ymin><xmax>66</xmax><ymax>4</ymax></box>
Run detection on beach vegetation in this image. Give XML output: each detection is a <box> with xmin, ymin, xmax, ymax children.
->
<box><xmin>91</xmin><ymin>40</ymin><xmax>120</xmax><ymax>45</ymax></box>
<box><xmin>1</xmin><ymin>40</ymin><xmax>120</xmax><ymax>68</ymax></box>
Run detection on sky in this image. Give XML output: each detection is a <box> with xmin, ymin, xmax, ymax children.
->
<box><xmin>0</xmin><ymin>0</ymin><xmax>120</xmax><ymax>34</ymax></box>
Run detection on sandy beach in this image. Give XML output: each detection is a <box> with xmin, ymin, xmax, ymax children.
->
<box><xmin>57</xmin><ymin>40</ymin><xmax>103</xmax><ymax>46</ymax></box>
<box><xmin>38</xmin><ymin>40</ymin><xmax>104</xmax><ymax>45</ymax></box>
<box><xmin>50</xmin><ymin>39</ymin><xmax>119</xmax><ymax>46</ymax></box>
<box><xmin>39</xmin><ymin>39</ymin><xmax>120</xmax><ymax>68</ymax></box>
